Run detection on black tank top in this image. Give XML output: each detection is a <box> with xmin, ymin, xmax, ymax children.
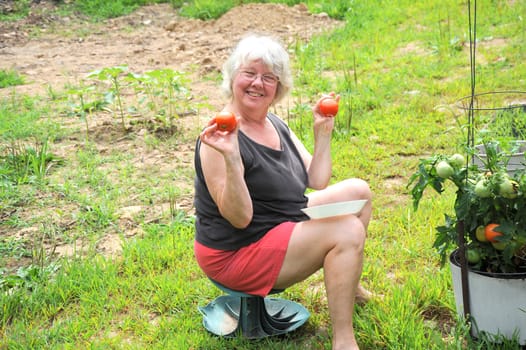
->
<box><xmin>194</xmin><ymin>113</ymin><xmax>309</xmax><ymax>250</ymax></box>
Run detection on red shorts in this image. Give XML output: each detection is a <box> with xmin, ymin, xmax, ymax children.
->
<box><xmin>194</xmin><ymin>221</ymin><xmax>297</xmax><ymax>297</ymax></box>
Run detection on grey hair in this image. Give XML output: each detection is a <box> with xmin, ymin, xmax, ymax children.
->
<box><xmin>221</xmin><ymin>34</ymin><xmax>292</xmax><ymax>105</ymax></box>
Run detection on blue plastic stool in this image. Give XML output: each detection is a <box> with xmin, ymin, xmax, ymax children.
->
<box><xmin>198</xmin><ymin>279</ymin><xmax>310</xmax><ymax>339</ymax></box>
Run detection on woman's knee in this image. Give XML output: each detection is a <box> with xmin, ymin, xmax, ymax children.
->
<box><xmin>336</xmin><ymin>216</ymin><xmax>366</xmax><ymax>250</ymax></box>
<box><xmin>342</xmin><ymin>178</ymin><xmax>372</xmax><ymax>201</ymax></box>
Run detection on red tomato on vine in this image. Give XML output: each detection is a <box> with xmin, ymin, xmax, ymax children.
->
<box><xmin>484</xmin><ymin>223</ymin><xmax>502</xmax><ymax>243</ymax></box>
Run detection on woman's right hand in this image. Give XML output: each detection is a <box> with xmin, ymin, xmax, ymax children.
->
<box><xmin>199</xmin><ymin>115</ymin><xmax>240</xmax><ymax>157</ymax></box>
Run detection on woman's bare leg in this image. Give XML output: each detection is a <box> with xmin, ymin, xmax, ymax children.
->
<box><xmin>275</xmin><ymin>215</ymin><xmax>366</xmax><ymax>350</ymax></box>
<box><xmin>322</xmin><ymin>218</ymin><xmax>365</xmax><ymax>349</ymax></box>
<box><xmin>308</xmin><ymin>178</ymin><xmax>374</xmax><ymax>303</ymax></box>
<box><xmin>272</xmin><ymin>178</ymin><xmax>373</xmax><ymax>349</ymax></box>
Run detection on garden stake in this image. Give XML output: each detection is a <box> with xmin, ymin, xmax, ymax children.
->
<box><xmin>456</xmin><ymin>220</ymin><xmax>471</xmax><ymax>321</ymax></box>
<box><xmin>460</xmin><ymin>0</ymin><xmax>478</xmax><ymax>333</ymax></box>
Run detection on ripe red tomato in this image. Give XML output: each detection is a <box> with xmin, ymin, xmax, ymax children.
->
<box><xmin>319</xmin><ymin>98</ymin><xmax>339</xmax><ymax>117</ymax></box>
<box><xmin>484</xmin><ymin>223</ymin><xmax>502</xmax><ymax>243</ymax></box>
<box><xmin>214</xmin><ymin>111</ymin><xmax>237</xmax><ymax>132</ymax></box>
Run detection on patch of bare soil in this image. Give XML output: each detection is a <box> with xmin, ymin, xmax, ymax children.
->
<box><xmin>1</xmin><ymin>2</ymin><xmax>341</xmax><ymax>101</ymax></box>
<box><xmin>0</xmin><ymin>2</ymin><xmax>342</xmax><ymax>258</ymax></box>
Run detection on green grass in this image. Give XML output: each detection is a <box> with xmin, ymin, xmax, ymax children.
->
<box><xmin>0</xmin><ymin>0</ymin><xmax>31</xmax><ymax>21</ymax></box>
<box><xmin>0</xmin><ymin>69</ymin><xmax>24</xmax><ymax>88</ymax></box>
<box><xmin>1</xmin><ymin>0</ymin><xmax>526</xmax><ymax>349</ymax></box>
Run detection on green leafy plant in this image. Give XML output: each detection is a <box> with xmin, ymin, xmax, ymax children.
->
<box><xmin>127</xmin><ymin>68</ymin><xmax>192</xmax><ymax>133</ymax></box>
<box><xmin>409</xmin><ymin>140</ymin><xmax>526</xmax><ymax>274</ymax></box>
<box><xmin>0</xmin><ymin>69</ymin><xmax>24</xmax><ymax>88</ymax></box>
<box><xmin>87</xmin><ymin>66</ymin><xmax>130</xmax><ymax>131</ymax></box>
<box><xmin>65</xmin><ymin>80</ymin><xmax>108</xmax><ymax>141</ymax></box>
<box><xmin>0</xmin><ymin>237</ymin><xmax>30</xmax><ymax>261</ymax></box>
<box><xmin>0</xmin><ymin>139</ymin><xmax>61</xmax><ymax>185</ymax></box>
<box><xmin>0</xmin><ymin>263</ymin><xmax>60</xmax><ymax>293</ymax></box>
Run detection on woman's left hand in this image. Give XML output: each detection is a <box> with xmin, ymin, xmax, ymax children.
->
<box><xmin>312</xmin><ymin>92</ymin><xmax>338</xmax><ymax>136</ymax></box>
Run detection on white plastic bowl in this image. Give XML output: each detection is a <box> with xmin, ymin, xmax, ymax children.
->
<box><xmin>301</xmin><ymin>200</ymin><xmax>368</xmax><ymax>219</ymax></box>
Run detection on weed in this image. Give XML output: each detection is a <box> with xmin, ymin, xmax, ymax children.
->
<box><xmin>0</xmin><ymin>138</ymin><xmax>61</xmax><ymax>185</ymax></box>
<box><xmin>0</xmin><ymin>93</ymin><xmax>62</xmax><ymax>142</ymax></box>
<box><xmin>88</xmin><ymin>66</ymin><xmax>130</xmax><ymax>131</ymax></box>
<box><xmin>0</xmin><ymin>69</ymin><xmax>24</xmax><ymax>88</ymax></box>
<box><xmin>0</xmin><ymin>236</ymin><xmax>30</xmax><ymax>261</ymax></box>
<box><xmin>65</xmin><ymin>80</ymin><xmax>108</xmax><ymax>141</ymax></box>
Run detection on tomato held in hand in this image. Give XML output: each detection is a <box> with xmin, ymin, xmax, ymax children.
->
<box><xmin>214</xmin><ymin>111</ymin><xmax>237</xmax><ymax>132</ymax></box>
<box><xmin>319</xmin><ymin>98</ymin><xmax>339</xmax><ymax>117</ymax></box>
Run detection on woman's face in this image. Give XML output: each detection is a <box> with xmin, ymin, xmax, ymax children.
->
<box><xmin>232</xmin><ymin>59</ymin><xmax>279</xmax><ymax>113</ymax></box>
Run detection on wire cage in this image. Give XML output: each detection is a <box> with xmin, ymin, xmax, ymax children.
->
<box><xmin>456</xmin><ymin>91</ymin><xmax>526</xmax><ymax>173</ymax></box>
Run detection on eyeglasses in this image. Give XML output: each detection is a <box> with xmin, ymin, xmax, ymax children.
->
<box><xmin>238</xmin><ymin>70</ymin><xmax>279</xmax><ymax>86</ymax></box>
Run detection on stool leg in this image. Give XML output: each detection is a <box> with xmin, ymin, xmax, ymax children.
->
<box><xmin>238</xmin><ymin>296</ymin><xmax>304</xmax><ymax>339</ymax></box>
<box><xmin>238</xmin><ymin>296</ymin><xmax>268</xmax><ymax>338</ymax></box>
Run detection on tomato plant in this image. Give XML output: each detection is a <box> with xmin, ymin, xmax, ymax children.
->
<box><xmin>214</xmin><ymin>111</ymin><xmax>237</xmax><ymax>132</ymax></box>
<box><xmin>319</xmin><ymin>98</ymin><xmax>339</xmax><ymax>117</ymax></box>
<box><xmin>408</xmin><ymin>139</ymin><xmax>526</xmax><ymax>274</ymax></box>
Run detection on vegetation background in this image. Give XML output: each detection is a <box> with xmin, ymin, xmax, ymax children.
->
<box><xmin>1</xmin><ymin>0</ymin><xmax>525</xmax><ymax>348</ymax></box>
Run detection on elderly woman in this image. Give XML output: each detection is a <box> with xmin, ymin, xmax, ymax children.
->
<box><xmin>193</xmin><ymin>33</ymin><xmax>373</xmax><ymax>350</ymax></box>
